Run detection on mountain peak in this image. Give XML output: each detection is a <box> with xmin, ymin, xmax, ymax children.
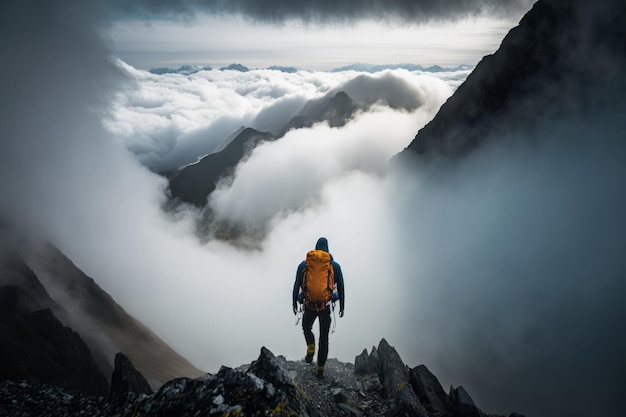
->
<box><xmin>402</xmin><ymin>0</ymin><xmax>626</xmax><ymax>159</ymax></box>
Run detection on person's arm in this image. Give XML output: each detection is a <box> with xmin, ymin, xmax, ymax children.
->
<box><xmin>333</xmin><ymin>261</ymin><xmax>345</xmax><ymax>316</ymax></box>
<box><xmin>292</xmin><ymin>261</ymin><xmax>305</xmax><ymax>314</ymax></box>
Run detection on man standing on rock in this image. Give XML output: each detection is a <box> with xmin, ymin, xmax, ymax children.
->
<box><xmin>293</xmin><ymin>237</ymin><xmax>345</xmax><ymax>379</ymax></box>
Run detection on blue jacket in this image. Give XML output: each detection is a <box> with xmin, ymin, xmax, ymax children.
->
<box><xmin>292</xmin><ymin>237</ymin><xmax>345</xmax><ymax>311</ymax></box>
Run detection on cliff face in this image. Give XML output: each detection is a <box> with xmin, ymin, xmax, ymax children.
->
<box><xmin>402</xmin><ymin>0</ymin><xmax>626</xmax><ymax>159</ymax></box>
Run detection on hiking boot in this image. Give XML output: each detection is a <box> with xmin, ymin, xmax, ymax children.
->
<box><xmin>305</xmin><ymin>344</ymin><xmax>315</xmax><ymax>364</ymax></box>
<box><xmin>317</xmin><ymin>365</ymin><xmax>324</xmax><ymax>379</ymax></box>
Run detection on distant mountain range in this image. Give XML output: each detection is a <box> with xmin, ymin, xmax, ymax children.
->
<box><xmin>331</xmin><ymin>63</ymin><xmax>473</xmax><ymax>73</ymax></box>
<box><xmin>148</xmin><ymin>63</ymin><xmax>473</xmax><ymax>76</ymax></box>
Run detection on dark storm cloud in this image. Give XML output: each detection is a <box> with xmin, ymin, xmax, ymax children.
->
<box><xmin>112</xmin><ymin>0</ymin><xmax>534</xmax><ymax>23</ymax></box>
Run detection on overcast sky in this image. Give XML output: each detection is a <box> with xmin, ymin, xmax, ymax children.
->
<box><xmin>110</xmin><ymin>16</ymin><xmax>520</xmax><ymax>70</ymax></box>
<box><xmin>3</xmin><ymin>1</ymin><xmax>625</xmax><ymax>417</ymax></box>
<box><xmin>105</xmin><ymin>0</ymin><xmax>534</xmax><ymax>70</ymax></box>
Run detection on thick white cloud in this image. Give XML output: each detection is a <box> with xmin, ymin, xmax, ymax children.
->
<box><xmin>105</xmin><ymin>64</ymin><xmax>461</xmax><ymax>173</ymax></box>
<box><xmin>208</xmin><ymin>102</ymin><xmax>442</xmax><ymax>231</ymax></box>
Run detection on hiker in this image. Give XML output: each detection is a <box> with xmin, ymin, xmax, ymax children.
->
<box><xmin>292</xmin><ymin>237</ymin><xmax>345</xmax><ymax>378</ymax></box>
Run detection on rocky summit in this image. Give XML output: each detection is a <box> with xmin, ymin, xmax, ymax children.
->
<box><xmin>0</xmin><ymin>339</ymin><xmax>523</xmax><ymax>417</ymax></box>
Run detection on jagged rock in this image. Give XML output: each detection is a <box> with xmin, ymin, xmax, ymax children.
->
<box><xmin>248</xmin><ymin>346</ymin><xmax>293</xmax><ymax>389</ymax></box>
<box><xmin>128</xmin><ymin>346</ymin><xmax>319</xmax><ymax>417</ymax></box>
<box><xmin>449</xmin><ymin>385</ymin><xmax>483</xmax><ymax>417</ymax></box>
<box><xmin>0</xmin><ymin>343</ymin><xmax>525</xmax><ymax>417</ymax></box>
<box><xmin>377</xmin><ymin>338</ymin><xmax>409</xmax><ymax>399</ymax></box>
<box><xmin>108</xmin><ymin>352</ymin><xmax>153</xmax><ymax>403</ymax></box>
<box><xmin>369</xmin><ymin>345</ymin><xmax>381</xmax><ymax>374</ymax></box>
<box><xmin>354</xmin><ymin>349</ymin><xmax>370</xmax><ymax>375</ymax></box>
<box><xmin>410</xmin><ymin>364</ymin><xmax>450</xmax><ymax>416</ymax></box>
<box><xmin>354</xmin><ymin>345</ymin><xmax>382</xmax><ymax>376</ymax></box>
<box><xmin>377</xmin><ymin>339</ymin><xmax>428</xmax><ymax>417</ymax></box>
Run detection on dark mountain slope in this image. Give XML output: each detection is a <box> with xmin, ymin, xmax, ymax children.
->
<box><xmin>169</xmin><ymin>127</ymin><xmax>273</xmax><ymax>207</ymax></box>
<box><xmin>0</xmin><ymin>258</ymin><xmax>109</xmax><ymax>396</ymax></box>
<box><xmin>402</xmin><ymin>0</ymin><xmax>626</xmax><ymax>158</ymax></box>
<box><xmin>29</xmin><ymin>244</ymin><xmax>205</xmax><ymax>389</ymax></box>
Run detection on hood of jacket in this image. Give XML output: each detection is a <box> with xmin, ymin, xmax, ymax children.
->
<box><xmin>315</xmin><ymin>237</ymin><xmax>329</xmax><ymax>252</ymax></box>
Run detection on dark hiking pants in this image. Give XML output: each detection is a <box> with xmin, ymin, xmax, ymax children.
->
<box><xmin>302</xmin><ymin>306</ymin><xmax>331</xmax><ymax>367</ymax></box>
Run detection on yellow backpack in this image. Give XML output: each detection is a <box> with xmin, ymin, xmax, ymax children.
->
<box><xmin>302</xmin><ymin>250</ymin><xmax>335</xmax><ymax>309</ymax></box>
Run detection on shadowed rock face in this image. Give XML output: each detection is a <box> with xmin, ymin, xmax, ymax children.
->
<box><xmin>108</xmin><ymin>352</ymin><xmax>153</xmax><ymax>403</ymax></box>
<box><xmin>0</xmin><ymin>257</ymin><xmax>109</xmax><ymax>397</ymax></box>
<box><xmin>402</xmin><ymin>0</ymin><xmax>626</xmax><ymax>159</ymax></box>
<box><xmin>410</xmin><ymin>365</ymin><xmax>450</xmax><ymax>416</ymax></box>
<box><xmin>25</xmin><ymin>308</ymin><xmax>110</xmax><ymax>397</ymax></box>
<box><xmin>0</xmin><ymin>304</ymin><xmax>109</xmax><ymax>396</ymax></box>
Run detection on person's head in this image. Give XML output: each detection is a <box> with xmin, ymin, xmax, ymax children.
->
<box><xmin>315</xmin><ymin>237</ymin><xmax>329</xmax><ymax>252</ymax></box>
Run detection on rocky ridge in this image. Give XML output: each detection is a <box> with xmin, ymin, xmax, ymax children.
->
<box><xmin>401</xmin><ymin>0</ymin><xmax>626</xmax><ymax>159</ymax></box>
<box><xmin>0</xmin><ymin>339</ymin><xmax>524</xmax><ymax>417</ymax></box>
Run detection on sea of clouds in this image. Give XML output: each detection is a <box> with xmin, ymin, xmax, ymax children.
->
<box><xmin>92</xmin><ymin>61</ymin><xmax>467</xmax><ymax>370</ymax></box>
<box><xmin>105</xmin><ymin>62</ymin><xmax>467</xmax><ymax>173</ymax></box>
